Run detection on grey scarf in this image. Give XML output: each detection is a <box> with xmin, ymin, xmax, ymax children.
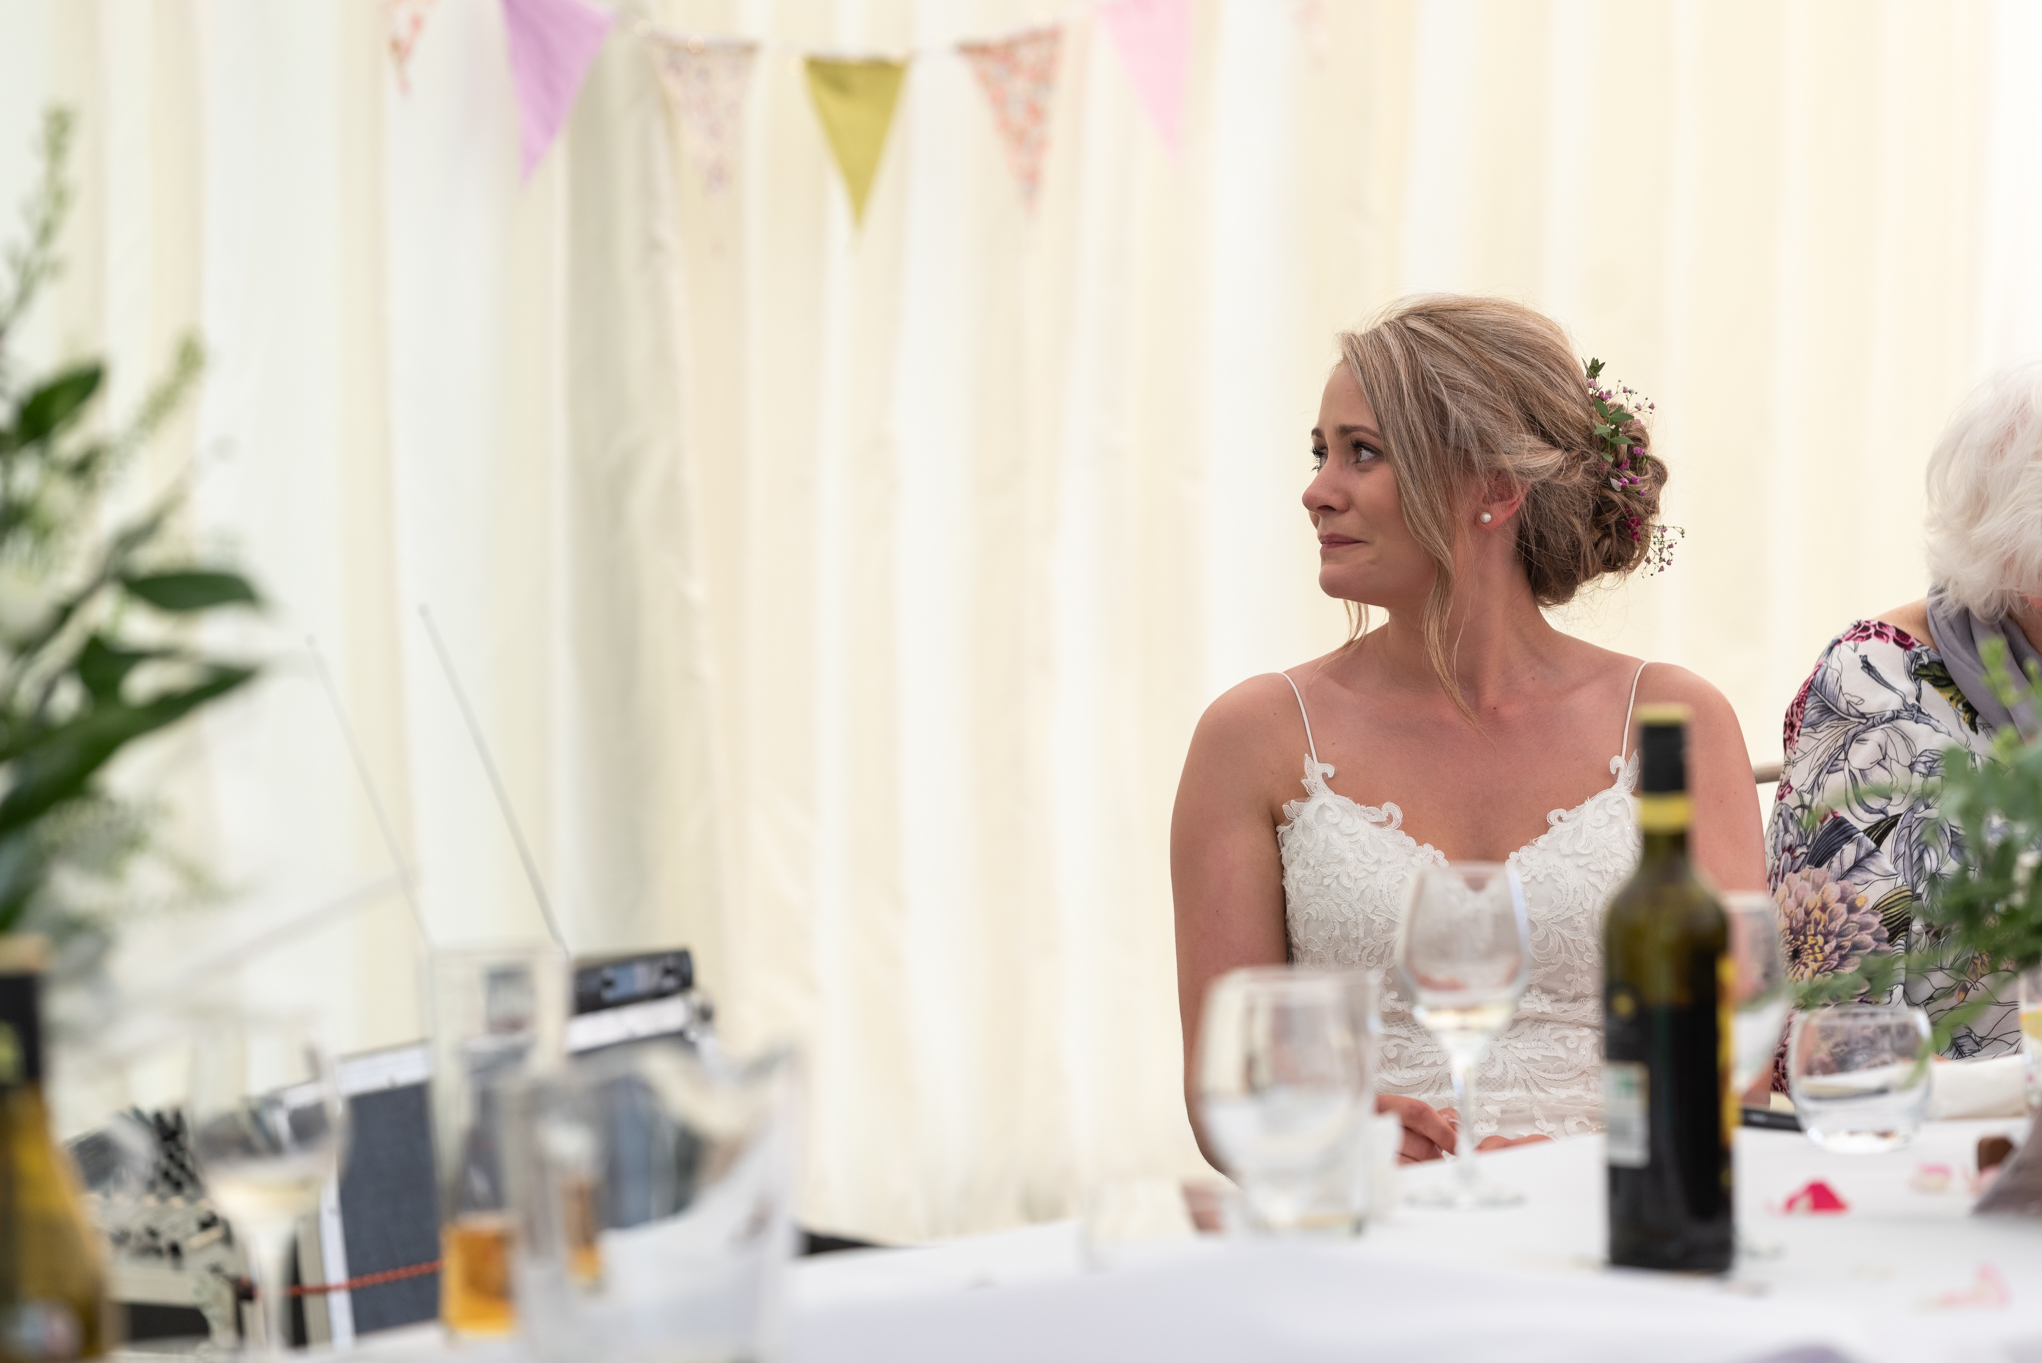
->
<box><xmin>1925</xmin><ymin>588</ymin><xmax>2042</xmax><ymax>740</ymax></box>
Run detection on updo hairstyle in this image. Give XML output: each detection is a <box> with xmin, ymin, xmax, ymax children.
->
<box><xmin>1336</xmin><ymin>295</ymin><xmax>1669</xmax><ymax>708</ymax></box>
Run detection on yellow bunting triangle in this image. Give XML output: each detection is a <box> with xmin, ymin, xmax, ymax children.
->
<box><xmin>804</xmin><ymin>58</ymin><xmax>908</xmax><ymax>225</ymax></box>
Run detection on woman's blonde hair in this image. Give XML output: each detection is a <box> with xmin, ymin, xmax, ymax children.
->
<box><xmin>1924</xmin><ymin>362</ymin><xmax>2042</xmax><ymax>619</ymax></box>
<box><xmin>1336</xmin><ymin>295</ymin><xmax>1668</xmax><ymax>713</ymax></box>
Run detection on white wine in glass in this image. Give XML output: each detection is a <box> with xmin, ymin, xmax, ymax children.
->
<box><xmin>1396</xmin><ymin>861</ymin><xmax>1530</xmax><ymax>1209</ymax></box>
<box><xmin>187</xmin><ymin>1013</ymin><xmax>347</xmax><ymax>1356</ymax></box>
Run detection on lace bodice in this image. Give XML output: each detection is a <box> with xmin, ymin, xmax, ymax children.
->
<box><xmin>1275</xmin><ymin>673</ymin><xmax>1643</xmax><ymax>1143</ymax></box>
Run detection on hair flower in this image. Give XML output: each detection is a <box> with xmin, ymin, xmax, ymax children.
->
<box><xmin>1585</xmin><ymin>358</ymin><xmax>1685</xmax><ymax>576</ymax></box>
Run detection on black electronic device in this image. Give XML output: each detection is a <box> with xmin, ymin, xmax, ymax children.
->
<box><xmin>573</xmin><ymin>949</ymin><xmax>694</xmax><ymax>1015</ymax></box>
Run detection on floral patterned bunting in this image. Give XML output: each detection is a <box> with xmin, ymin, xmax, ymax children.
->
<box><xmin>647</xmin><ymin>36</ymin><xmax>758</xmax><ymax>195</ymax></box>
<box><xmin>957</xmin><ymin>26</ymin><xmax>1062</xmax><ymax>210</ymax></box>
<box><xmin>387</xmin><ymin>0</ymin><xmax>441</xmax><ymax>94</ymax></box>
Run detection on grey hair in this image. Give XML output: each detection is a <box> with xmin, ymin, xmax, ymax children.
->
<box><xmin>1924</xmin><ymin>362</ymin><xmax>2042</xmax><ymax>619</ymax></box>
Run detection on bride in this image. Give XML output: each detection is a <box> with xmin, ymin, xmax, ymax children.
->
<box><xmin>1173</xmin><ymin>295</ymin><xmax>1767</xmax><ymax>1165</ymax></box>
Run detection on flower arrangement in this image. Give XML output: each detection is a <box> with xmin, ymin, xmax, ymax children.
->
<box><xmin>0</xmin><ymin>111</ymin><xmax>260</xmax><ymax>984</ymax></box>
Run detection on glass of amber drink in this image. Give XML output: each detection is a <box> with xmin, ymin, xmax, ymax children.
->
<box><xmin>430</xmin><ymin>943</ymin><xmax>569</xmax><ymax>1337</ymax></box>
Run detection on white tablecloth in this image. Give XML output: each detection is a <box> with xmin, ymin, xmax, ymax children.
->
<box><xmin>788</xmin><ymin>1121</ymin><xmax>2042</xmax><ymax>1363</ymax></box>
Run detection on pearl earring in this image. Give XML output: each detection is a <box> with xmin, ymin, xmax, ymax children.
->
<box><xmin>1479</xmin><ymin>512</ymin><xmax>1493</xmax><ymax>524</ymax></box>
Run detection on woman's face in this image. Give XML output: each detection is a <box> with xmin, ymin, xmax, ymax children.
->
<box><xmin>1306</xmin><ymin>365</ymin><xmax>1436</xmax><ymax>609</ymax></box>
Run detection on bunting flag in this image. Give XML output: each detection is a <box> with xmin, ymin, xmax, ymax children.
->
<box><xmin>804</xmin><ymin>58</ymin><xmax>908</xmax><ymax>225</ymax></box>
<box><xmin>387</xmin><ymin>0</ymin><xmax>441</xmax><ymax>93</ymax></box>
<box><xmin>1286</xmin><ymin>0</ymin><xmax>1331</xmax><ymax>58</ymax></box>
<box><xmin>502</xmin><ymin>0</ymin><xmax>615</xmax><ymax>180</ymax></box>
<box><xmin>647</xmin><ymin>37</ymin><xmax>757</xmax><ymax>196</ymax></box>
<box><xmin>1098</xmin><ymin>0</ymin><xmax>1192</xmax><ymax>154</ymax></box>
<box><xmin>958</xmin><ymin>27</ymin><xmax>1061</xmax><ymax>209</ymax></box>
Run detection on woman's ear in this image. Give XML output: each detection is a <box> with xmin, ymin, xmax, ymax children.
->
<box><xmin>1476</xmin><ymin>472</ymin><xmax>1525</xmax><ymax>527</ymax></box>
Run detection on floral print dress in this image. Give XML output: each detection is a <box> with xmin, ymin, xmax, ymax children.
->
<box><xmin>1768</xmin><ymin>620</ymin><xmax>2020</xmax><ymax>1063</ymax></box>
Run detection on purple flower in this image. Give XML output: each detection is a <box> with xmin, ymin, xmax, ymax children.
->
<box><xmin>1777</xmin><ymin>867</ymin><xmax>1889</xmax><ymax>981</ymax></box>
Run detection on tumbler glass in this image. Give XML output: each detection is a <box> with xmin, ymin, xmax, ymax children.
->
<box><xmin>1787</xmin><ymin>1004</ymin><xmax>1932</xmax><ymax>1153</ymax></box>
<box><xmin>429</xmin><ymin>943</ymin><xmax>569</xmax><ymax>1337</ymax></box>
<box><xmin>1195</xmin><ymin>967</ymin><xmax>1375</xmax><ymax>1234</ymax></box>
<box><xmin>506</xmin><ymin>1042</ymin><xmax>802</xmax><ymax>1363</ymax></box>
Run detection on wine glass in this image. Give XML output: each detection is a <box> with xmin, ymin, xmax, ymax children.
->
<box><xmin>1195</xmin><ymin>968</ymin><xmax>1372</xmax><ymax>1234</ymax></box>
<box><xmin>186</xmin><ymin>1012</ymin><xmax>348</xmax><ymax>1356</ymax></box>
<box><xmin>1725</xmin><ymin>892</ymin><xmax>1791</xmax><ymax>1096</ymax></box>
<box><xmin>1723</xmin><ymin>892</ymin><xmax>1791</xmax><ymax>1261</ymax></box>
<box><xmin>1395</xmin><ymin>861</ymin><xmax>1530</xmax><ymax>1209</ymax></box>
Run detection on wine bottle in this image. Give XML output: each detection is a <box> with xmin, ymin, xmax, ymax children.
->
<box><xmin>0</xmin><ymin>938</ymin><xmax>109</xmax><ymax>1360</ymax></box>
<box><xmin>1602</xmin><ymin>705</ymin><xmax>1734</xmax><ymax>1272</ymax></box>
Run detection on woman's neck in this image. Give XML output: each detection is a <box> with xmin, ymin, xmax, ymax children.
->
<box><xmin>1361</xmin><ymin>575</ymin><xmax>1562</xmax><ymax>712</ymax></box>
<box><xmin>2013</xmin><ymin>599</ymin><xmax>2042</xmax><ymax>656</ymax></box>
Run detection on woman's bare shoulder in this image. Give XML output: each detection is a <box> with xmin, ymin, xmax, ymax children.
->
<box><xmin>1195</xmin><ymin>670</ymin><xmax>1314</xmax><ymax>752</ymax></box>
<box><xmin>1631</xmin><ymin>660</ymin><xmax>1731</xmax><ymax>709</ymax></box>
<box><xmin>1874</xmin><ymin>598</ymin><xmax>1933</xmax><ymax>649</ymax></box>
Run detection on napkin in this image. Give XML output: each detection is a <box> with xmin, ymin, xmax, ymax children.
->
<box><xmin>1925</xmin><ymin>1053</ymin><xmax>2026</xmax><ymax>1119</ymax></box>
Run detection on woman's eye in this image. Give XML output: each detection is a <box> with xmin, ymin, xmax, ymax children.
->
<box><xmin>1351</xmin><ymin>440</ymin><xmax>1381</xmax><ymax>464</ymax></box>
<box><xmin>1310</xmin><ymin>446</ymin><xmax>1328</xmax><ymax>469</ymax></box>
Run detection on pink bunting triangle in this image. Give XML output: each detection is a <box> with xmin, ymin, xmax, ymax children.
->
<box><xmin>647</xmin><ymin>36</ymin><xmax>757</xmax><ymax>195</ymax></box>
<box><xmin>958</xmin><ymin>26</ymin><xmax>1062</xmax><ymax>209</ymax></box>
<box><xmin>501</xmin><ymin>0</ymin><xmax>614</xmax><ymax>181</ymax></box>
<box><xmin>388</xmin><ymin>0</ymin><xmax>441</xmax><ymax>94</ymax></box>
<box><xmin>1098</xmin><ymin>0</ymin><xmax>1191</xmax><ymax>154</ymax></box>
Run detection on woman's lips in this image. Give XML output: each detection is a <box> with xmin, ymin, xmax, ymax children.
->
<box><xmin>1318</xmin><ymin>536</ymin><xmax>1361</xmax><ymax>548</ymax></box>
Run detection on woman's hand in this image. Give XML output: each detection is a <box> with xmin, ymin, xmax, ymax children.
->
<box><xmin>1376</xmin><ymin>1095</ymin><xmax>1458</xmax><ymax>1163</ymax></box>
<box><xmin>1476</xmin><ymin>1132</ymin><xmax>1551</xmax><ymax>1152</ymax></box>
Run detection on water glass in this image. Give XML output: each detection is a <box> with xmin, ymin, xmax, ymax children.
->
<box><xmin>429</xmin><ymin>943</ymin><xmax>569</xmax><ymax>1337</ymax></box>
<box><xmin>1787</xmin><ymin>1004</ymin><xmax>1932</xmax><ymax>1153</ymax></box>
<box><xmin>505</xmin><ymin>1042</ymin><xmax>802</xmax><ymax>1363</ymax></box>
<box><xmin>185</xmin><ymin>1012</ymin><xmax>348</xmax><ymax>1357</ymax></box>
<box><xmin>2020</xmin><ymin>965</ymin><xmax>2042</xmax><ymax>1115</ymax></box>
<box><xmin>1724</xmin><ymin>892</ymin><xmax>1791</xmax><ymax>1094</ymax></box>
<box><xmin>1396</xmin><ymin>861</ymin><xmax>1530</xmax><ymax>1208</ymax></box>
<box><xmin>1195</xmin><ymin>967</ymin><xmax>1373</xmax><ymax>1234</ymax></box>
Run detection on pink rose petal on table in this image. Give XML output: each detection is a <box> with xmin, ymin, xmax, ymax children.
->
<box><xmin>1925</xmin><ymin>1263</ymin><xmax>2010</xmax><ymax>1310</ymax></box>
<box><xmin>1778</xmin><ymin>1180</ymin><xmax>1849</xmax><ymax>1213</ymax></box>
<box><xmin>1909</xmin><ymin>1162</ymin><xmax>1953</xmax><ymax>1194</ymax></box>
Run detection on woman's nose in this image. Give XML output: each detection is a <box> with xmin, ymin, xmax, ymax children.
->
<box><xmin>1302</xmin><ymin>469</ymin><xmax>1343</xmax><ymax>517</ymax></box>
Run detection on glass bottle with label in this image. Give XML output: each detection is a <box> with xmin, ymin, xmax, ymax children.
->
<box><xmin>0</xmin><ymin>937</ymin><xmax>109</xmax><ymax>1359</ymax></box>
<box><xmin>1602</xmin><ymin>705</ymin><xmax>1733</xmax><ymax>1272</ymax></box>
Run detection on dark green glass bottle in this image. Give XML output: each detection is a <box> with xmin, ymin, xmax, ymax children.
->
<box><xmin>1603</xmin><ymin>704</ymin><xmax>1733</xmax><ymax>1272</ymax></box>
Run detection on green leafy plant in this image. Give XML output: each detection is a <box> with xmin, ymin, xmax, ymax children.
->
<box><xmin>0</xmin><ymin>110</ymin><xmax>260</xmax><ymax>970</ymax></box>
<box><xmin>1794</xmin><ymin>637</ymin><xmax>2042</xmax><ymax>1049</ymax></box>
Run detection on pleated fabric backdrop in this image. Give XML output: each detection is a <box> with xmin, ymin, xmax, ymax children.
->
<box><xmin>1</xmin><ymin>0</ymin><xmax>2039</xmax><ymax>1241</ymax></box>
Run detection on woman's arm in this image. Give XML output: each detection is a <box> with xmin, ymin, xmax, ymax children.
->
<box><xmin>1172</xmin><ymin>676</ymin><xmax>1460</xmax><ymax>1168</ymax></box>
<box><xmin>1171</xmin><ymin>680</ymin><xmax>1293</xmax><ymax>1169</ymax></box>
<box><xmin>1636</xmin><ymin>665</ymin><xmax>1768</xmax><ymax>892</ymax></box>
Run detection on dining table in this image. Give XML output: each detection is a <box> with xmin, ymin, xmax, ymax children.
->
<box><xmin>331</xmin><ymin>1116</ymin><xmax>2040</xmax><ymax>1363</ymax></box>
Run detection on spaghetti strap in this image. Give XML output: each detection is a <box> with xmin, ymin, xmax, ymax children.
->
<box><xmin>1619</xmin><ymin>662</ymin><xmax>1649</xmax><ymax>759</ymax></box>
<box><xmin>1279</xmin><ymin>672</ymin><xmax>1321</xmax><ymax>766</ymax></box>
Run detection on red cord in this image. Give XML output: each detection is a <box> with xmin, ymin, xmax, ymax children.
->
<box><xmin>286</xmin><ymin>1259</ymin><xmax>442</xmax><ymax>1297</ymax></box>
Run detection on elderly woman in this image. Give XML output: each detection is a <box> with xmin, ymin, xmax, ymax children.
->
<box><xmin>1770</xmin><ymin>362</ymin><xmax>2042</xmax><ymax>1060</ymax></box>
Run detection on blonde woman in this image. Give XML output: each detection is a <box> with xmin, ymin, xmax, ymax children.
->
<box><xmin>1173</xmin><ymin>296</ymin><xmax>1767</xmax><ymax>1165</ymax></box>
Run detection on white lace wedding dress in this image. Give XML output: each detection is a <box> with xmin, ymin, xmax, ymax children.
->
<box><xmin>1276</xmin><ymin>669</ymin><xmax>1644</xmax><ymax>1142</ymax></box>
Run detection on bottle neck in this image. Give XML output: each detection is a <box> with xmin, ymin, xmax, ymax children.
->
<box><xmin>0</xmin><ymin>972</ymin><xmax>43</xmax><ymax>1090</ymax></box>
<box><xmin>1637</xmin><ymin>792</ymin><xmax>1691</xmax><ymax>861</ymax></box>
